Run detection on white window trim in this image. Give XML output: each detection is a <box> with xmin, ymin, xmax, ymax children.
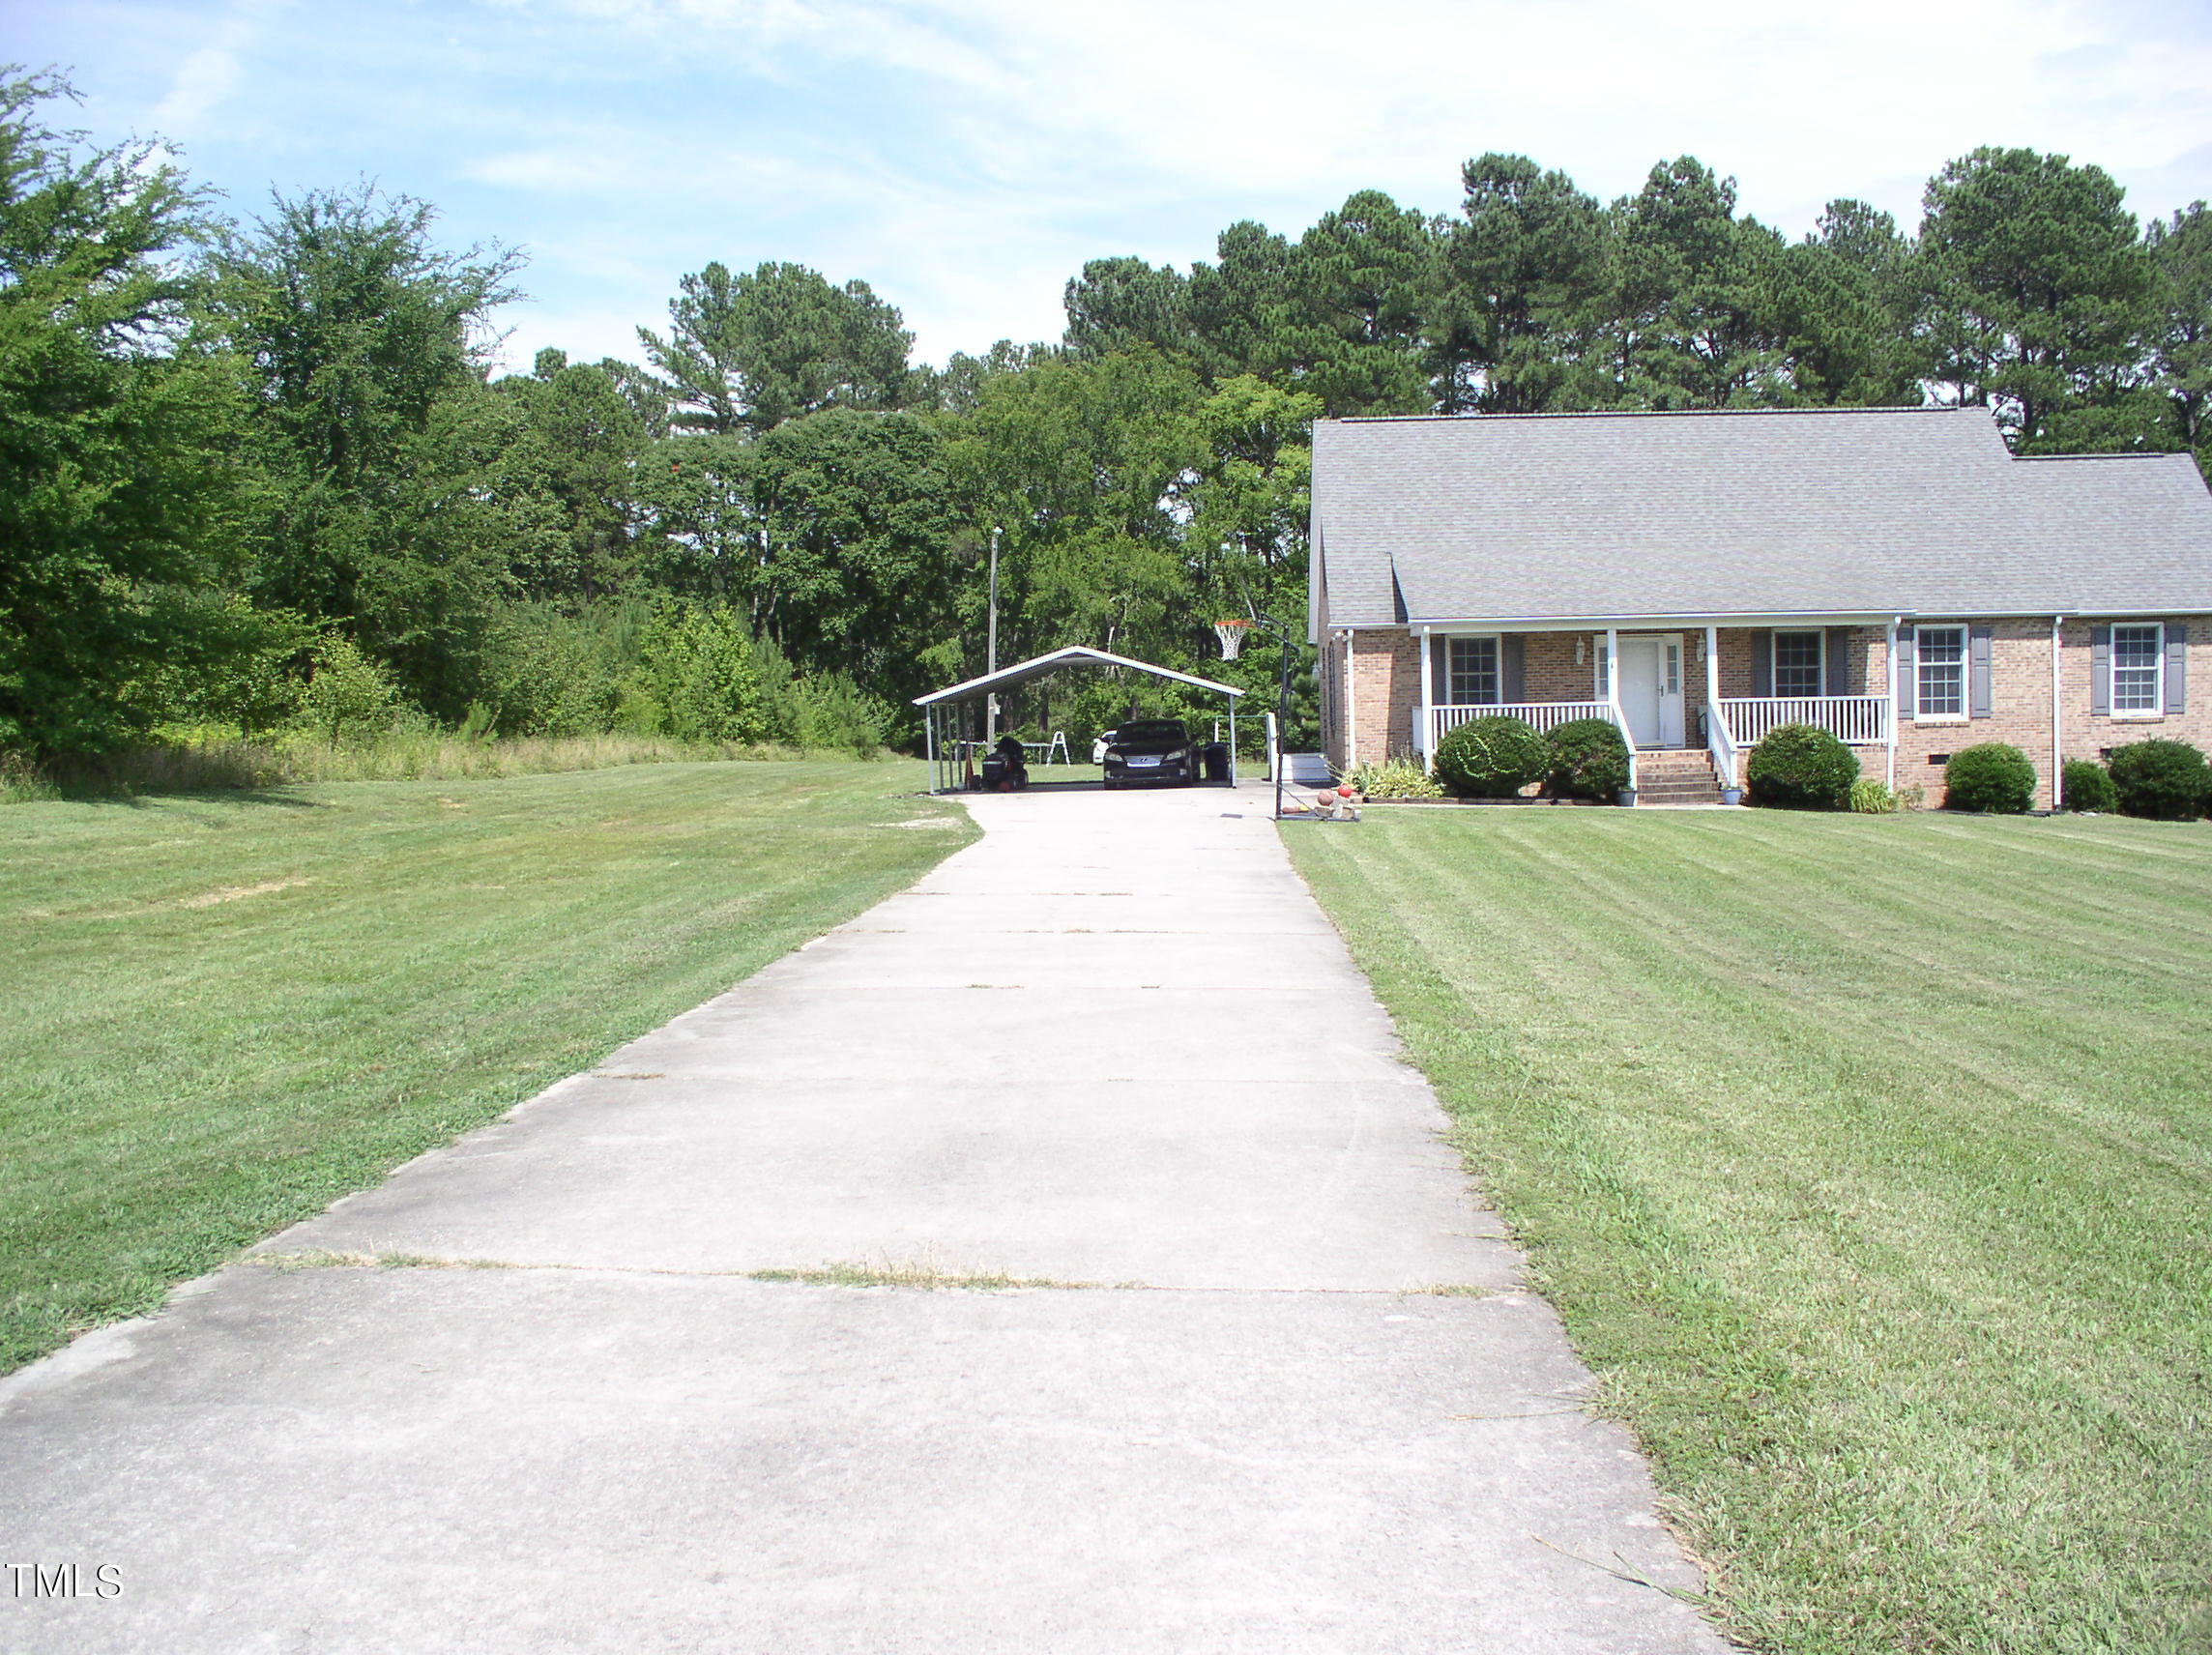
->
<box><xmin>2109</xmin><ymin>622</ymin><xmax>2166</xmax><ymax>720</ymax></box>
<box><xmin>1444</xmin><ymin>632</ymin><xmax>1502</xmax><ymax>707</ymax></box>
<box><xmin>1772</xmin><ymin>629</ymin><xmax>1824</xmax><ymax>699</ymax></box>
<box><xmin>1913</xmin><ymin>624</ymin><xmax>1968</xmax><ymax>723</ymax></box>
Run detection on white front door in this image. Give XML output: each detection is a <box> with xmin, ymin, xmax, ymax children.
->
<box><xmin>1615</xmin><ymin>636</ymin><xmax>1685</xmax><ymax>748</ymax></box>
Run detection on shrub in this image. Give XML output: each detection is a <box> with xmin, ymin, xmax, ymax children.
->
<box><xmin>2060</xmin><ymin>759</ymin><xmax>2117</xmax><ymax>814</ymax></box>
<box><xmin>1434</xmin><ymin>715</ymin><xmax>1548</xmax><ymax>798</ymax></box>
<box><xmin>1545</xmin><ymin>717</ymin><xmax>1632</xmax><ymax>800</ymax></box>
<box><xmin>1848</xmin><ymin>778</ymin><xmax>1896</xmax><ymax>814</ymax></box>
<box><xmin>1745</xmin><ymin>723</ymin><xmax>1859</xmax><ymax>809</ymax></box>
<box><xmin>1943</xmin><ymin>743</ymin><xmax>2038</xmax><ymax>814</ymax></box>
<box><xmin>1342</xmin><ymin>754</ymin><xmax>1444</xmax><ymax>799</ymax></box>
<box><xmin>292</xmin><ymin>639</ymin><xmax>398</xmax><ymax>745</ymax></box>
<box><xmin>629</xmin><ymin>606</ymin><xmax>766</xmax><ymax>745</ymax></box>
<box><xmin>2108</xmin><ymin>739</ymin><xmax>2212</xmax><ymax>821</ymax></box>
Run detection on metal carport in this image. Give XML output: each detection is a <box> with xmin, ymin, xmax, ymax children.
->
<box><xmin>914</xmin><ymin>646</ymin><xmax>1245</xmax><ymax>795</ymax></box>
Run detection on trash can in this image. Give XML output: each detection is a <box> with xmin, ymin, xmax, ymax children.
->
<box><xmin>1201</xmin><ymin>741</ymin><xmax>1231</xmax><ymax>782</ymax></box>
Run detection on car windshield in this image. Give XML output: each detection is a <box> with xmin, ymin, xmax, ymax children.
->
<box><xmin>1115</xmin><ymin>721</ymin><xmax>1187</xmax><ymax>744</ymax></box>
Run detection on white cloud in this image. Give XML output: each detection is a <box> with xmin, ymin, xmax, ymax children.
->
<box><xmin>457</xmin><ymin>0</ymin><xmax>2212</xmax><ymax>366</ymax></box>
<box><xmin>150</xmin><ymin>44</ymin><xmax>246</xmax><ymax>132</ymax></box>
<box><xmin>530</xmin><ymin>0</ymin><xmax>2210</xmax><ymax>208</ymax></box>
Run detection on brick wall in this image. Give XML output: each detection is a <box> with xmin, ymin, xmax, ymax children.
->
<box><xmin>1888</xmin><ymin>620</ymin><xmax>2044</xmax><ymax>806</ymax></box>
<box><xmin>2059</xmin><ymin>614</ymin><xmax>2212</xmax><ymax>788</ymax></box>
<box><xmin>1327</xmin><ymin>617</ymin><xmax>2212</xmax><ymax>806</ymax></box>
<box><xmin>1345</xmin><ymin>629</ymin><xmax>1421</xmax><ymax>765</ymax></box>
<box><xmin>1878</xmin><ymin>615</ymin><xmax>2210</xmax><ymax>809</ymax></box>
<box><xmin>1522</xmin><ymin>632</ymin><xmax>1593</xmax><ymax>703</ymax></box>
<box><xmin>1320</xmin><ymin>633</ymin><xmax>1348</xmax><ymax>769</ymax></box>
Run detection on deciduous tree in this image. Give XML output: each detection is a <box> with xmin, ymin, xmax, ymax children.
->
<box><xmin>0</xmin><ymin>71</ymin><xmax>252</xmax><ymax>752</ymax></box>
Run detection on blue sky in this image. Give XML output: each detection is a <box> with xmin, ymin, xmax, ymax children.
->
<box><xmin>15</xmin><ymin>0</ymin><xmax>2212</xmax><ymax>374</ymax></box>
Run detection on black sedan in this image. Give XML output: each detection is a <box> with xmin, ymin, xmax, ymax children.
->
<box><xmin>1101</xmin><ymin>719</ymin><xmax>1203</xmax><ymax>789</ymax></box>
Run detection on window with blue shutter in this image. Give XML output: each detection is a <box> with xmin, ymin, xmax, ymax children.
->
<box><xmin>1916</xmin><ymin>624</ymin><xmax>1965</xmax><ymax>717</ymax></box>
<box><xmin>2112</xmin><ymin>624</ymin><xmax>2162</xmax><ymax>713</ymax></box>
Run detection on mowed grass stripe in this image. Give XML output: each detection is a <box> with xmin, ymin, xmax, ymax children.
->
<box><xmin>1287</xmin><ymin>809</ymin><xmax>2210</xmax><ymax>1654</ymax></box>
<box><xmin>0</xmin><ymin>762</ymin><xmax>975</xmax><ymax>1375</ymax></box>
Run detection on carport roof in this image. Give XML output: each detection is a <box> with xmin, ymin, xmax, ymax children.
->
<box><xmin>912</xmin><ymin>646</ymin><xmax>1244</xmax><ymax>707</ymax></box>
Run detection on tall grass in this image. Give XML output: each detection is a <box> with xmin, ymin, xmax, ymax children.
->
<box><xmin>0</xmin><ymin>752</ymin><xmax>58</xmax><ymax>803</ymax></box>
<box><xmin>15</xmin><ymin>730</ymin><xmax>869</xmax><ymax>798</ymax></box>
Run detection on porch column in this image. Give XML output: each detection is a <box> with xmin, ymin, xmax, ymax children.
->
<box><xmin>1416</xmin><ymin>624</ymin><xmax>1434</xmax><ymax>757</ymax></box>
<box><xmin>1605</xmin><ymin>626</ymin><xmax>1633</xmax><ymax>798</ymax></box>
<box><xmin>1704</xmin><ymin>625</ymin><xmax>1723</xmax><ymax>785</ymax></box>
<box><xmin>1884</xmin><ymin>619</ymin><xmax>1899</xmax><ymax>790</ymax></box>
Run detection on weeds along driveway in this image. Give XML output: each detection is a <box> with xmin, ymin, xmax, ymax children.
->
<box><xmin>0</xmin><ymin>781</ymin><xmax>1724</xmax><ymax>1654</ymax></box>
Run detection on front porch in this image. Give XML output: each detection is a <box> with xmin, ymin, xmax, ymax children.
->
<box><xmin>1407</xmin><ymin>624</ymin><xmax>1898</xmax><ymax>793</ymax></box>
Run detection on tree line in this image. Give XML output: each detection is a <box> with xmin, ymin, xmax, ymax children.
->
<box><xmin>4</xmin><ymin>64</ymin><xmax>2206</xmax><ymax>761</ymax></box>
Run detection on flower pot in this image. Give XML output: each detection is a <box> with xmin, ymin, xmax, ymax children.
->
<box><xmin>1722</xmin><ymin>787</ymin><xmax>1743</xmax><ymax>806</ymax></box>
<box><xmin>1616</xmin><ymin>788</ymin><xmax>1637</xmax><ymax>807</ymax></box>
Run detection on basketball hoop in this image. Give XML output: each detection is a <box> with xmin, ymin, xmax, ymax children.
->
<box><xmin>1212</xmin><ymin>619</ymin><xmax>1250</xmax><ymax>660</ymax></box>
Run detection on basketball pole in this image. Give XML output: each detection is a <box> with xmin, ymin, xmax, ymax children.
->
<box><xmin>985</xmin><ymin>526</ymin><xmax>1001</xmax><ymax>741</ymax></box>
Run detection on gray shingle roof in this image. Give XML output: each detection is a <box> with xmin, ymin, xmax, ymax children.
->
<box><xmin>1310</xmin><ymin>407</ymin><xmax>2212</xmax><ymax>628</ymax></box>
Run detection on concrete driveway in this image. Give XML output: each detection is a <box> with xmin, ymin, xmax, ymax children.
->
<box><xmin>0</xmin><ymin>781</ymin><xmax>1726</xmax><ymax>1654</ymax></box>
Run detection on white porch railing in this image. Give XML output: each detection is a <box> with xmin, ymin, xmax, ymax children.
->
<box><xmin>1428</xmin><ymin>700</ymin><xmax>1612</xmax><ymax>749</ymax></box>
<box><xmin>1719</xmin><ymin>695</ymin><xmax>1893</xmax><ymax>747</ymax></box>
<box><xmin>1706</xmin><ymin>707</ymin><xmax>1740</xmax><ymax>791</ymax></box>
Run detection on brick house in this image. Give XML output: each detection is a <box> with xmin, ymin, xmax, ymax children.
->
<box><xmin>1308</xmin><ymin>406</ymin><xmax>2212</xmax><ymax>807</ymax></box>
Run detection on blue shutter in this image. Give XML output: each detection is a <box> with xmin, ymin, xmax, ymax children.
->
<box><xmin>1825</xmin><ymin>627</ymin><xmax>1851</xmax><ymax>696</ymax></box>
<box><xmin>1501</xmin><ymin>634</ymin><xmax>1526</xmax><ymax>704</ymax></box>
<box><xmin>2165</xmin><ymin>623</ymin><xmax>2188</xmax><ymax>713</ymax></box>
<box><xmin>1431</xmin><ymin>636</ymin><xmax>1452</xmax><ymax>705</ymax></box>
<box><xmin>1969</xmin><ymin>624</ymin><xmax>1994</xmax><ymax>718</ymax></box>
<box><xmin>1750</xmin><ymin>629</ymin><xmax>1772</xmax><ymax>697</ymax></box>
<box><xmin>2091</xmin><ymin>625</ymin><xmax>2110</xmax><ymax>716</ymax></box>
<box><xmin>1895</xmin><ymin>626</ymin><xmax>1916</xmax><ymax>718</ymax></box>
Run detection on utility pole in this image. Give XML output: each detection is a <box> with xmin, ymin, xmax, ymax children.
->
<box><xmin>986</xmin><ymin>526</ymin><xmax>1002</xmax><ymax>741</ymax></box>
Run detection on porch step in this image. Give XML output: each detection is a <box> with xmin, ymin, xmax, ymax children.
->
<box><xmin>1632</xmin><ymin>750</ymin><xmax>1725</xmax><ymax>806</ymax></box>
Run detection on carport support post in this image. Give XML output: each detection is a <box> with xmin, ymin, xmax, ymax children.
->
<box><xmin>924</xmin><ymin>703</ymin><xmax>938</xmax><ymax>793</ymax></box>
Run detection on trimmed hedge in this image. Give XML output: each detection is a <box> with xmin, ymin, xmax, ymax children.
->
<box><xmin>1943</xmin><ymin>742</ymin><xmax>2038</xmax><ymax>814</ymax></box>
<box><xmin>2108</xmin><ymin>739</ymin><xmax>2211</xmax><ymax>821</ymax></box>
<box><xmin>1746</xmin><ymin>723</ymin><xmax>1859</xmax><ymax>810</ymax></box>
<box><xmin>1433</xmin><ymin>715</ymin><xmax>1547</xmax><ymax>798</ymax></box>
<box><xmin>1545</xmin><ymin>717</ymin><xmax>1631</xmax><ymax>801</ymax></box>
<box><xmin>2060</xmin><ymin>759</ymin><xmax>2117</xmax><ymax>814</ymax></box>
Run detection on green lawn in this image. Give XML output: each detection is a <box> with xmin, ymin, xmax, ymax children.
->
<box><xmin>0</xmin><ymin>762</ymin><xmax>973</xmax><ymax>1374</ymax></box>
<box><xmin>1286</xmin><ymin>808</ymin><xmax>2212</xmax><ymax>1655</ymax></box>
